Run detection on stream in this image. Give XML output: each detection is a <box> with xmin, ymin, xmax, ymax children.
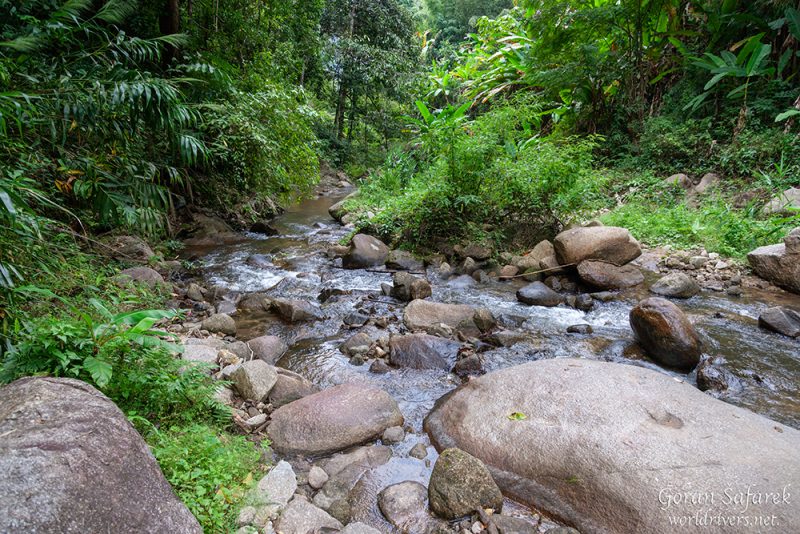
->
<box><xmin>184</xmin><ymin>189</ymin><xmax>800</xmax><ymax>531</ymax></box>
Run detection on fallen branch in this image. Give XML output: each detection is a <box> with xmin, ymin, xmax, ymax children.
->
<box><xmin>501</xmin><ymin>262</ymin><xmax>577</xmax><ymax>279</ymax></box>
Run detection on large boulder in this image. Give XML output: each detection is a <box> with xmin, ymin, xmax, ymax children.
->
<box><xmin>389</xmin><ymin>333</ymin><xmax>460</xmax><ymax>370</ymax></box>
<box><xmin>516</xmin><ymin>281</ymin><xmax>562</xmax><ymax>307</ymax></box>
<box><xmin>274</xmin><ymin>498</ymin><xmax>342</xmax><ymax>534</ymax></box>
<box><xmin>246</xmin><ymin>335</ymin><xmax>287</xmax><ymax>364</ymax></box>
<box><xmin>0</xmin><ymin>377</ymin><xmax>201</xmax><ymax>533</ymax></box>
<box><xmin>342</xmin><ymin>234</ymin><xmax>390</xmax><ymax>269</ymax></box>
<box><xmin>378</xmin><ymin>481</ymin><xmax>430</xmax><ymax>531</ymax></box>
<box><xmin>424</xmin><ymin>359</ymin><xmax>800</xmax><ymax>534</ymax></box>
<box><xmin>428</xmin><ymin>448</ymin><xmax>503</xmax><ymax>519</ymax></box>
<box><xmin>267</xmin><ymin>383</ymin><xmax>404</xmax><ymax>456</ymax></box>
<box><xmin>403</xmin><ymin>299</ymin><xmax>492</xmax><ymax>335</ymax></box>
<box><xmin>650</xmin><ymin>272</ymin><xmax>700</xmax><ymax>298</ymax></box>
<box><xmin>553</xmin><ymin>226</ymin><xmax>641</xmax><ymax>266</ymax></box>
<box><xmin>747</xmin><ymin>243</ymin><xmax>800</xmax><ymax>294</ymax></box>
<box><xmin>577</xmin><ymin>260</ymin><xmax>644</xmax><ymax>290</ymax></box>
<box><xmin>758</xmin><ymin>307</ymin><xmax>800</xmax><ymax>338</ymax></box>
<box><xmin>386</xmin><ymin>250</ymin><xmax>425</xmax><ymax>271</ymax></box>
<box><xmin>269</xmin><ymin>368</ymin><xmax>319</xmax><ymax>408</ymax></box>
<box><xmin>629</xmin><ymin>298</ymin><xmax>702</xmax><ymax>371</ymax></box>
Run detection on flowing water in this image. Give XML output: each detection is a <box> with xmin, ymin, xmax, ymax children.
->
<box><xmin>185</xmin><ymin>190</ymin><xmax>800</xmax><ymax>530</ymax></box>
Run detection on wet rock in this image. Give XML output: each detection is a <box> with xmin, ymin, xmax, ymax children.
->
<box><xmin>313</xmin><ymin>445</ymin><xmax>392</xmax><ymax>522</ymax></box>
<box><xmin>393</xmin><ymin>272</ymin><xmax>432</xmax><ymax>301</ymax></box>
<box><xmin>573</xmin><ymin>294</ymin><xmax>594</xmax><ymax>312</ymax></box>
<box><xmin>269</xmin><ymin>368</ymin><xmax>319</xmax><ymax>408</ymax></box>
<box><xmin>387</xmin><ymin>250</ymin><xmax>425</xmax><ymax>271</ymax></box>
<box><xmin>516</xmin><ymin>282</ymin><xmax>562</xmax><ymax>307</ymax></box>
<box><xmin>343</xmin><ymin>311</ymin><xmax>370</xmax><ymax>327</ymax></box>
<box><xmin>274</xmin><ymin>498</ymin><xmax>342</xmax><ymax>534</ymax></box>
<box><xmin>650</xmin><ymin>272</ymin><xmax>700</xmax><ymax>298</ymax></box>
<box><xmin>272</xmin><ymin>298</ymin><xmax>324</xmax><ymax>322</ymax></box>
<box><xmin>267</xmin><ymin>383</ymin><xmax>404</xmax><ymax>456</ymax></box>
<box><xmin>201</xmin><ymin>313</ymin><xmax>236</xmax><ymax>336</ymax></box>
<box><xmin>404</xmin><ymin>300</ymin><xmax>487</xmax><ymax>336</ymax></box>
<box><xmin>763</xmin><ymin>186</ymin><xmax>800</xmax><ymax>215</ymax></box>
<box><xmin>343</xmin><ymin>234</ymin><xmax>390</xmax><ymax>269</ymax></box>
<box><xmin>577</xmin><ymin>261</ymin><xmax>643</xmax><ymax>289</ymax></box>
<box><xmin>216</xmin><ymin>301</ymin><xmax>237</xmax><ymax>315</ymax></box>
<box><xmin>630</xmin><ymin>298</ymin><xmax>702</xmax><ymax>371</ymax></box>
<box><xmin>463</xmin><ymin>257</ymin><xmax>479</xmax><ymax>275</ymax></box>
<box><xmin>308</xmin><ymin>466</ymin><xmax>329</xmax><ymax>490</ymax></box>
<box><xmin>546</xmin><ymin>529</ymin><xmax>580</xmax><ymax>534</ymax></box>
<box><xmin>250</xmin><ymin>461</ymin><xmax>296</xmax><ymax>521</ymax></box>
<box><xmin>438</xmin><ymin>262</ymin><xmax>453</xmax><ymax>277</ymax></box>
<box><xmin>447</xmin><ymin>274</ymin><xmax>477</xmax><ymax>288</ymax></box>
<box><xmin>115</xmin><ymin>267</ymin><xmax>165</xmax><ymax>289</ymax></box>
<box><xmin>472</xmin><ymin>308</ymin><xmax>497</xmax><ymax>333</ymax></box>
<box><xmin>428</xmin><ymin>448</ymin><xmax>503</xmax><ymax>520</ymax></box>
<box><xmin>250</xmin><ymin>221</ymin><xmax>278</xmax><ymax>235</ymax></box>
<box><xmin>246</xmin><ymin>335</ymin><xmax>287</xmax><ymax>364</ymax></box>
<box><xmin>410</xmin><ymin>443</ymin><xmax>428</xmax><ymax>459</ymax></box>
<box><xmin>748</xmin><ymin>242</ymin><xmax>800</xmax><ymax>294</ymax></box>
<box><xmin>423</xmin><ymin>359</ymin><xmax>800</xmax><ymax>534</ymax></box>
<box><xmin>107</xmin><ymin>235</ymin><xmax>154</xmax><ymax>262</ymax></box>
<box><xmin>553</xmin><ymin>226</ymin><xmax>641</xmax><ymax>266</ymax></box>
<box><xmin>370</xmin><ymin>359</ymin><xmax>392</xmax><ymax>374</ymax></box>
<box><xmin>230</xmin><ymin>360</ymin><xmax>278</xmax><ymax>402</ymax></box>
<box><xmin>758</xmin><ymin>306</ymin><xmax>800</xmax><ymax>338</ymax></box>
<box><xmin>382</xmin><ymin>425</ymin><xmax>405</xmax><ymax>444</ymax></box>
<box><xmin>389</xmin><ymin>334</ymin><xmax>460</xmax><ymax>370</ymax></box>
<box><xmin>488</xmin><ymin>330</ymin><xmax>529</xmax><ymax>347</ymax></box>
<box><xmin>453</xmin><ymin>354</ymin><xmax>483</xmax><ymax>376</ymax></box>
<box><xmin>567</xmin><ymin>324</ymin><xmax>593</xmax><ymax>335</ymax></box>
<box><xmin>696</xmin><ymin>358</ymin><xmax>734</xmax><ymax>392</ymax></box>
<box><xmin>340</xmin><ymin>332</ymin><xmax>374</xmax><ymax>356</ymax></box>
<box><xmin>379</xmin><ymin>481</ymin><xmax>430</xmax><ymax>531</ymax></box>
<box><xmin>0</xmin><ymin>378</ymin><xmax>201</xmax><ymax>533</ymax></box>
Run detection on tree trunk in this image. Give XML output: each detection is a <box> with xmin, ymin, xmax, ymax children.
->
<box><xmin>159</xmin><ymin>0</ymin><xmax>181</xmax><ymax>65</ymax></box>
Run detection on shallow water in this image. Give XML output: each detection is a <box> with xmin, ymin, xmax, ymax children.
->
<box><xmin>185</xmin><ymin>191</ymin><xmax>800</xmax><ymax>530</ymax></box>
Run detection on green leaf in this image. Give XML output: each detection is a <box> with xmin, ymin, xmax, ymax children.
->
<box><xmin>84</xmin><ymin>357</ymin><xmax>113</xmax><ymax>388</ymax></box>
<box><xmin>508</xmin><ymin>412</ymin><xmax>527</xmax><ymax>421</ymax></box>
<box><xmin>776</xmin><ymin>109</ymin><xmax>800</xmax><ymax>122</ymax></box>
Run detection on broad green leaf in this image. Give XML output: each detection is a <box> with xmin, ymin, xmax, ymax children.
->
<box><xmin>84</xmin><ymin>356</ymin><xmax>113</xmax><ymax>388</ymax></box>
<box><xmin>776</xmin><ymin>109</ymin><xmax>800</xmax><ymax>122</ymax></box>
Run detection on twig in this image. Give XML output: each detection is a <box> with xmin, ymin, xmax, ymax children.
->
<box><xmin>502</xmin><ymin>262</ymin><xmax>577</xmax><ymax>279</ymax></box>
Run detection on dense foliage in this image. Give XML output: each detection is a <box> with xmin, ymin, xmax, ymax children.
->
<box><xmin>350</xmin><ymin>0</ymin><xmax>800</xmax><ymax>255</ymax></box>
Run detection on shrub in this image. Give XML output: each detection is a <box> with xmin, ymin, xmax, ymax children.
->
<box><xmin>147</xmin><ymin>424</ymin><xmax>265</xmax><ymax>533</ymax></box>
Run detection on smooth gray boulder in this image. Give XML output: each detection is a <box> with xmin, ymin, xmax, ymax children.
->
<box><xmin>329</xmin><ymin>191</ymin><xmax>359</xmax><ymax>222</ymax></box>
<box><xmin>554</xmin><ymin>226</ymin><xmax>641</xmax><ymax>266</ymax></box>
<box><xmin>748</xmin><ymin>243</ymin><xmax>800</xmax><ymax>294</ymax></box>
<box><xmin>403</xmin><ymin>299</ymin><xmax>490</xmax><ymax>335</ymax></box>
<box><xmin>229</xmin><ymin>360</ymin><xmax>278</xmax><ymax>402</ymax></box>
<box><xmin>0</xmin><ymin>377</ymin><xmax>201</xmax><ymax>533</ymax></box>
<box><xmin>115</xmin><ymin>266</ymin><xmax>165</xmax><ymax>288</ymax></box>
<box><xmin>268</xmin><ymin>383</ymin><xmax>404</xmax><ymax>456</ymax></box>
<box><xmin>246</xmin><ymin>335</ymin><xmax>287</xmax><ymax>364</ymax></box>
<box><xmin>272</xmin><ymin>298</ymin><xmax>325</xmax><ymax>322</ymax></box>
<box><xmin>342</xmin><ymin>234</ymin><xmax>390</xmax><ymax>269</ymax></box>
<box><xmin>389</xmin><ymin>333</ymin><xmax>460</xmax><ymax>370</ymax></box>
<box><xmin>424</xmin><ymin>359</ymin><xmax>800</xmax><ymax>534</ymax></box>
<box><xmin>763</xmin><ymin>187</ymin><xmax>800</xmax><ymax>215</ymax></box>
<box><xmin>268</xmin><ymin>368</ymin><xmax>319</xmax><ymax>408</ymax></box>
<box><xmin>516</xmin><ymin>281</ymin><xmax>562</xmax><ymax>307</ymax></box>
<box><xmin>386</xmin><ymin>250</ymin><xmax>425</xmax><ymax>271</ymax></box>
<box><xmin>650</xmin><ymin>272</ymin><xmax>701</xmax><ymax>298</ymax></box>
